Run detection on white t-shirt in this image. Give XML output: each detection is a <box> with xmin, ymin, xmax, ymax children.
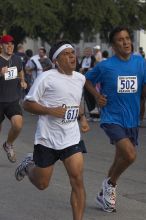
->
<box><xmin>25</xmin><ymin>69</ymin><xmax>85</xmax><ymax>150</ymax></box>
<box><xmin>81</xmin><ymin>57</ymin><xmax>91</xmax><ymax>68</ymax></box>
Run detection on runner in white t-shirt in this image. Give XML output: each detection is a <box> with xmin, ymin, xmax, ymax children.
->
<box><xmin>15</xmin><ymin>40</ymin><xmax>90</xmax><ymax>220</ymax></box>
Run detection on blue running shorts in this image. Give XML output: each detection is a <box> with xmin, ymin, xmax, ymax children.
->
<box><xmin>101</xmin><ymin>123</ymin><xmax>139</xmax><ymax>146</ymax></box>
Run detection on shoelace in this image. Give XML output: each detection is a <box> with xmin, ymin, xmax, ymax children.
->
<box><xmin>5</xmin><ymin>144</ymin><xmax>14</xmax><ymax>154</ymax></box>
<box><xmin>9</xmin><ymin>148</ymin><xmax>15</xmax><ymax>156</ymax></box>
<box><xmin>23</xmin><ymin>156</ymin><xmax>33</xmax><ymax>166</ymax></box>
<box><xmin>105</xmin><ymin>186</ymin><xmax>116</xmax><ymax>202</ymax></box>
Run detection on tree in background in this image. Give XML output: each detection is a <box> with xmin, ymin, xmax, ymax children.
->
<box><xmin>0</xmin><ymin>0</ymin><xmax>65</xmax><ymax>44</ymax></box>
<box><xmin>0</xmin><ymin>0</ymin><xmax>146</xmax><ymax>45</ymax></box>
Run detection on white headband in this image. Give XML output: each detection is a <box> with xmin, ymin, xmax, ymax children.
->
<box><xmin>52</xmin><ymin>44</ymin><xmax>73</xmax><ymax>60</ymax></box>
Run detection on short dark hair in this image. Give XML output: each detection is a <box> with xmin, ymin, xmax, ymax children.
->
<box><xmin>49</xmin><ymin>40</ymin><xmax>72</xmax><ymax>61</ymax></box>
<box><xmin>139</xmin><ymin>47</ymin><xmax>143</xmax><ymax>51</ymax></box>
<box><xmin>102</xmin><ymin>50</ymin><xmax>109</xmax><ymax>58</ymax></box>
<box><xmin>109</xmin><ymin>26</ymin><xmax>132</xmax><ymax>44</ymax></box>
<box><xmin>25</xmin><ymin>49</ymin><xmax>33</xmax><ymax>58</ymax></box>
<box><xmin>39</xmin><ymin>47</ymin><xmax>46</xmax><ymax>54</ymax></box>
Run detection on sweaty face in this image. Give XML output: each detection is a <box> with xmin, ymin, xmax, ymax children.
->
<box><xmin>112</xmin><ymin>30</ymin><xmax>132</xmax><ymax>60</ymax></box>
<box><xmin>2</xmin><ymin>42</ymin><xmax>14</xmax><ymax>56</ymax></box>
<box><xmin>57</xmin><ymin>48</ymin><xmax>76</xmax><ymax>74</ymax></box>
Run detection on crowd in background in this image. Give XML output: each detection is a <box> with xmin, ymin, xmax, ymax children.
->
<box><xmin>0</xmin><ymin>28</ymin><xmax>146</xmax><ymax>218</ymax></box>
<box><xmin>1</xmin><ymin>40</ymin><xmax>145</xmax><ymax>124</ymax></box>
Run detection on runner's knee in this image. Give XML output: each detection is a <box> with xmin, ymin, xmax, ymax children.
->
<box><xmin>70</xmin><ymin>174</ymin><xmax>84</xmax><ymax>189</ymax></box>
<box><xmin>11</xmin><ymin>119</ymin><xmax>23</xmax><ymax>131</ymax></box>
<box><xmin>125</xmin><ymin>150</ymin><xmax>136</xmax><ymax>164</ymax></box>
<box><xmin>34</xmin><ymin>179</ymin><xmax>49</xmax><ymax>190</ymax></box>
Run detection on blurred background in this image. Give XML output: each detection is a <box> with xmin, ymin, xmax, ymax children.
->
<box><xmin>0</xmin><ymin>0</ymin><xmax>146</xmax><ymax>57</ymax></box>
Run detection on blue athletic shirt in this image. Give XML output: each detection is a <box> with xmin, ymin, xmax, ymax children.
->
<box><xmin>85</xmin><ymin>54</ymin><xmax>146</xmax><ymax>128</ymax></box>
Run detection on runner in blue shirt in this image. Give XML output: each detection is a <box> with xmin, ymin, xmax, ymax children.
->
<box><xmin>85</xmin><ymin>26</ymin><xmax>146</xmax><ymax>212</ymax></box>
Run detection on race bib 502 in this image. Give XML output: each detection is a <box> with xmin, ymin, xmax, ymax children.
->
<box><xmin>117</xmin><ymin>76</ymin><xmax>137</xmax><ymax>93</ymax></box>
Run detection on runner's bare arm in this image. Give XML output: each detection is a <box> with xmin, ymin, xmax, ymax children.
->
<box><xmin>0</xmin><ymin>66</ymin><xmax>8</xmax><ymax>76</ymax></box>
<box><xmin>23</xmin><ymin>100</ymin><xmax>67</xmax><ymax>118</ymax></box>
<box><xmin>78</xmin><ymin>104</ymin><xmax>90</xmax><ymax>133</ymax></box>
<box><xmin>19</xmin><ymin>70</ymin><xmax>27</xmax><ymax>89</ymax></box>
<box><xmin>142</xmin><ymin>84</ymin><xmax>146</xmax><ymax>97</ymax></box>
<box><xmin>85</xmin><ymin>79</ymin><xmax>107</xmax><ymax>107</ymax></box>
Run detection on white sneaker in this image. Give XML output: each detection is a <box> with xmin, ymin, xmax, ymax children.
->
<box><xmin>90</xmin><ymin>107</ymin><xmax>99</xmax><ymax>114</ymax></box>
<box><xmin>3</xmin><ymin>142</ymin><xmax>16</xmax><ymax>163</ymax></box>
<box><xmin>15</xmin><ymin>153</ymin><xmax>34</xmax><ymax>181</ymax></box>
<box><xmin>139</xmin><ymin>120</ymin><xmax>145</xmax><ymax>127</ymax></box>
<box><xmin>92</xmin><ymin>118</ymin><xmax>99</xmax><ymax>122</ymax></box>
<box><xmin>96</xmin><ymin>193</ymin><xmax>116</xmax><ymax>212</ymax></box>
<box><xmin>102</xmin><ymin>178</ymin><xmax>116</xmax><ymax>209</ymax></box>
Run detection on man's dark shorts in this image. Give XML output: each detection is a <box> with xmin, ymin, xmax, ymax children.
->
<box><xmin>101</xmin><ymin>123</ymin><xmax>139</xmax><ymax>146</ymax></box>
<box><xmin>33</xmin><ymin>140</ymin><xmax>87</xmax><ymax>168</ymax></box>
<box><xmin>0</xmin><ymin>100</ymin><xmax>22</xmax><ymax>123</ymax></box>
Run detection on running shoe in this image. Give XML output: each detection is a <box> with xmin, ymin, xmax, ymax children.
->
<box><xmin>89</xmin><ymin>107</ymin><xmax>99</xmax><ymax>114</ymax></box>
<box><xmin>3</xmin><ymin>142</ymin><xmax>16</xmax><ymax>163</ymax></box>
<box><xmin>102</xmin><ymin>178</ymin><xmax>116</xmax><ymax>209</ymax></box>
<box><xmin>15</xmin><ymin>153</ymin><xmax>34</xmax><ymax>181</ymax></box>
<box><xmin>96</xmin><ymin>193</ymin><xmax>116</xmax><ymax>213</ymax></box>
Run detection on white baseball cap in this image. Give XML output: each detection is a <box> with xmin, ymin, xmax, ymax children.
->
<box><xmin>93</xmin><ymin>45</ymin><xmax>100</xmax><ymax>50</ymax></box>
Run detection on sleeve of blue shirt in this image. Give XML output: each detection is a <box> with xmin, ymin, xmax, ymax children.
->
<box><xmin>85</xmin><ymin>63</ymin><xmax>102</xmax><ymax>86</ymax></box>
<box><xmin>144</xmin><ymin>59</ymin><xmax>146</xmax><ymax>84</ymax></box>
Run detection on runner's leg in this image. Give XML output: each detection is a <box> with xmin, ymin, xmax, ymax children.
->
<box><xmin>63</xmin><ymin>152</ymin><xmax>85</xmax><ymax>220</ymax></box>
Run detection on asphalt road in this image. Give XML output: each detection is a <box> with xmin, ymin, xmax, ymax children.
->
<box><xmin>0</xmin><ymin>112</ymin><xmax>146</xmax><ymax>220</ymax></box>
